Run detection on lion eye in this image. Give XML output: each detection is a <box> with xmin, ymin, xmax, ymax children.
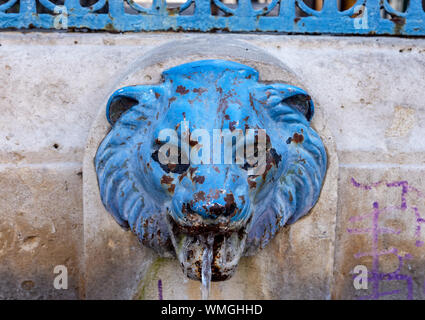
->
<box><xmin>240</xmin><ymin>141</ymin><xmax>258</xmax><ymax>171</ymax></box>
<box><xmin>151</xmin><ymin>140</ymin><xmax>190</xmax><ymax>174</ymax></box>
<box><xmin>240</xmin><ymin>140</ymin><xmax>281</xmax><ymax>173</ymax></box>
<box><xmin>241</xmin><ymin>161</ymin><xmax>256</xmax><ymax>171</ymax></box>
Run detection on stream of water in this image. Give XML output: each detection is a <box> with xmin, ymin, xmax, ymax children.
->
<box><xmin>201</xmin><ymin>234</ymin><xmax>214</xmax><ymax>300</ymax></box>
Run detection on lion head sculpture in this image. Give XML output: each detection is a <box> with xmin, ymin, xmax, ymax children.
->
<box><xmin>95</xmin><ymin>60</ymin><xmax>327</xmax><ymax>282</ymax></box>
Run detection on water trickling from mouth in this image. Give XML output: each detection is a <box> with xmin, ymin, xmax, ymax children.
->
<box><xmin>181</xmin><ymin>239</ymin><xmax>191</xmax><ymax>283</ymax></box>
<box><xmin>166</xmin><ymin>213</ymin><xmax>247</xmax><ymax>288</ymax></box>
<box><xmin>200</xmin><ymin>233</ymin><xmax>214</xmax><ymax>300</ymax></box>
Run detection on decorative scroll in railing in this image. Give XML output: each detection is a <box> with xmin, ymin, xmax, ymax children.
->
<box><xmin>0</xmin><ymin>0</ymin><xmax>424</xmax><ymax>35</ymax></box>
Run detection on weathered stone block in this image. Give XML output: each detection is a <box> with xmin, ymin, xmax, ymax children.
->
<box><xmin>333</xmin><ymin>168</ymin><xmax>425</xmax><ymax>300</ymax></box>
<box><xmin>0</xmin><ymin>165</ymin><xmax>82</xmax><ymax>299</ymax></box>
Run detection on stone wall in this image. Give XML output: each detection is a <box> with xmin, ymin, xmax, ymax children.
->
<box><xmin>0</xmin><ymin>33</ymin><xmax>424</xmax><ymax>299</ymax></box>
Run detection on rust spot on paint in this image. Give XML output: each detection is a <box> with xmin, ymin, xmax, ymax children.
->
<box><xmin>390</xmin><ymin>15</ymin><xmax>406</xmax><ymax>35</ymax></box>
<box><xmin>168</xmin><ymin>184</ymin><xmax>176</xmax><ymax>193</ymax></box>
<box><xmin>209</xmin><ymin>203</ymin><xmax>224</xmax><ymax>216</ymax></box>
<box><xmin>249</xmin><ymin>93</ymin><xmax>259</xmax><ymax>116</ymax></box>
<box><xmin>193</xmin><ymin>88</ymin><xmax>207</xmax><ymax>95</ymax></box>
<box><xmin>218</xmin><ymin>96</ymin><xmax>229</xmax><ymax>115</ymax></box>
<box><xmin>189</xmin><ymin>167</ymin><xmax>198</xmax><ymax>177</ymax></box>
<box><xmin>176</xmin><ymin>85</ymin><xmax>189</xmax><ymax>95</ymax></box>
<box><xmin>224</xmin><ymin>193</ymin><xmax>237</xmax><ymax>217</ymax></box>
<box><xmin>292</xmin><ymin>132</ymin><xmax>304</xmax><ymax>144</ymax></box>
<box><xmin>248</xmin><ymin>178</ymin><xmax>257</xmax><ymax>189</ymax></box>
<box><xmin>238</xmin><ymin>195</ymin><xmax>245</xmax><ymax>206</ymax></box>
<box><xmin>167</xmin><ymin>163</ymin><xmax>177</xmax><ymax>171</ymax></box>
<box><xmin>178</xmin><ymin>171</ymin><xmax>188</xmax><ymax>182</ymax></box>
<box><xmin>229</xmin><ymin>121</ymin><xmax>237</xmax><ymax>131</ymax></box>
<box><xmin>161</xmin><ymin>175</ymin><xmax>173</xmax><ymax>185</ymax></box>
<box><xmin>193</xmin><ymin>191</ymin><xmax>206</xmax><ymax>202</ymax></box>
<box><xmin>262</xmin><ymin>163</ymin><xmax>273</xmax><ymax>180</ymax></box>
<box><xmin>193</xmin><ymin>175</ymin><xmax>205</xmax><ymax>184</ymax></box>
<box><xmin>208</xmin><ymin>189</ymin><xmax>221</xmax><ymax>200</ymax></box>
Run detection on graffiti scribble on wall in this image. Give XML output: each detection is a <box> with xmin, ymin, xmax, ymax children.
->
<box><xmin>348</xmin><ymin>178</ymin><xmax>425</xmax><ymax>300</ymax></box>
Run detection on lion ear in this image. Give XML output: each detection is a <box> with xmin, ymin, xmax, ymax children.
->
<box><xmin>106</xmin><ymin>85</ymin><xmax>163</xmax><ymax>125</ymax></box>
<box><xmin>258</xmin><ymin>84</ymin><xmax>314</xmax><ymax>121</ymax></box>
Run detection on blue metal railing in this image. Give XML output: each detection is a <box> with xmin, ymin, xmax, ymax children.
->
<box><xmin>0</xmin><ymin>0</ymin><xmax>424</xmax><ymax>35</ymax></box>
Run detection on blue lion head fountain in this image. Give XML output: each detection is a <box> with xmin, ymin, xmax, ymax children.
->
<box><xmin>95</xmin><ymin>60</ymin><xmax>327</xmax><ymax>282</ymax></box>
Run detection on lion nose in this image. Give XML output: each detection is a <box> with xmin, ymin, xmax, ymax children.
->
<box><xmin>179</xmin><ymin>166</ymin><xmax>250</xmax><ymax>222</ymax></box>
<box><xmin>188</xmin><ymin>196</ymin><xmax>237</xmax><ymax>218</ymax></box>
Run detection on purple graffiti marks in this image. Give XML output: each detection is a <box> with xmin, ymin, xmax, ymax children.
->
<box><xmin>386</xmin><ymin>180</ymin><xmax>409</xmax><ymax>210</ymax></box>
<box><xmin>351</xmin><ymin>177</ymin><xmax>425</xmax><ymax>249</ymax></box>
<box><xmin>350</xmin><ymin>177</ymin><xmax>383</xmax><ymax>190</ymax></box>
<box><xmin>348</xmin><ymin>177</ymin><xmax>425</xmax><ymax>300</ymax></box>
<box><xmin>158</xmin><ymin>279</ymin><xmax>163</xmax><ymax>300</ymax></box>
<box><xmin>413</xmin><ymin>207</ymin><xmax>425</xmax><ymax>247</ymax></box>
<box><xmin>347</xmin><ymin>201</ymin><xmax>412</xmax><ymax>300</ymax></box>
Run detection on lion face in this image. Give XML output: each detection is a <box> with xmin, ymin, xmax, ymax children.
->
<box><xmin>95</xmin><ymin>60</ymin><xmax>327</xmax><ymax>282</ymax></box>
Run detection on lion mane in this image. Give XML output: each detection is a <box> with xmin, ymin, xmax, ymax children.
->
<box><xmin>244</xmin><ymin>84</ymin><xmax>327</xmax><ymax>254</ymax></box>
<box><xmin>95</xmin><ymin>85</ymin><xmax>174</xmax><ymax>256</ymax></box>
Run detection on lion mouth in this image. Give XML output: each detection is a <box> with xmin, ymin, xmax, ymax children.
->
<box><xmin>166</xmin><ymin>214</ymin><xmax>248</xmax><ymax>282</ymax></box>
